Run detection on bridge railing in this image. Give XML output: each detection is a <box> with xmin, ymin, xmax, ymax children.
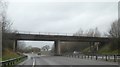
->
<box><xmin>63</xmin><ymin>53</ymin><xmax>120</xmax><ymax>62</ymax></box>
<box><xmin>15</xmin><ymin>31</ymin><xmax>75</xmax><ymax>36</ymax></box>
<box><xmin>1</xmin><ymin>55</ymin><xmax>27</xmax><ymax>67</ymax></box>
<box><xmin>12</xmin><ymin>31</ymin><xmax>109</xmax><ymax>38</ymax></box>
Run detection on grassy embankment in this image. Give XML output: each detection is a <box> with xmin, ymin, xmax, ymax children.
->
<box><xmin>0</xmin><ymin>58</ymin><xmax>2</xmax><ymax>61</ymax></box>
<box><xmin>2</xmin><ymin>49</ymin><xmax>27</xmax><ymax>66</ymax></box>
<box><xmin>97</xmin><ymin>44</ymin><xmax>118</xmax><ymax>54</ymax></box>
<box><xmin>2</xmin><ymin>49</ymin><xmax>21</xmax><ymax>61</ymax></box>
<box><xmin>82</xmin><ymin>44</ymin><xmax>118</xmax><ymax>55</ymax></box>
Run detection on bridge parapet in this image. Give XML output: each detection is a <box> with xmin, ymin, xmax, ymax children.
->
<box><xmin>15</xmin><ymin>31</ymin><xmax>74</xmax><ymax>36</ymax></box>
<box><xmin>13</xmin><ymin>31</ymin><xmax>109</xmax><ymax>38</ymax></box>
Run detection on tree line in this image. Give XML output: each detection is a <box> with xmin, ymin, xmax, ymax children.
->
<box><xmin>59</xmin><ymin>20</ymin><xmax>120</xmax><ymax>54</ymax></box>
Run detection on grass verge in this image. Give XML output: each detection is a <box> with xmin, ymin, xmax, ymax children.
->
<box><xmin>82</xmin><ymin>44</ymin><xmax>118</xmax><ymax>55</ymax></box>
<box><xmin>0</xmin><ymin>58</ymin><xmax>2</xmax><ymax>61</ymax></box>
<box><xmin>2</xmin><ymin>49</ymin><xmax>21</xmax><ymax>61</ymax></box>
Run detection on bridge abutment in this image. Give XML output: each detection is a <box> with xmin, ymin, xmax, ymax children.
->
<box><xmin>54</xmin><ymin>40</ymin><xmax>61</xmax><ymax>56</ymax></box>
<box><xmin>13</xmin><ymin>40</ymin><xmax>17</xmax><ymax>52</ymax></box>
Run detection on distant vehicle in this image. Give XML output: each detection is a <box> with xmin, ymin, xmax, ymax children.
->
<box><xmin>31</xmin><ymin>57</ymin><xmax>33</xmax><ymax>59</ymax></box>
<box><xmin>37</xmin><ymin>52</ymin><xmax>41</xmax><ymax>55</ymax></box>
<box><xmin>73</xmin><ymin>51</ymin><xmax>79</xmax><ymax>54</ymax></box>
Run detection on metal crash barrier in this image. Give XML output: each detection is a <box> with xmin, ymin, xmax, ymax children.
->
<box><xmin>1</xmin><ymin>55</ymin><xmax>27</xmax><ymax>67</ymax></box>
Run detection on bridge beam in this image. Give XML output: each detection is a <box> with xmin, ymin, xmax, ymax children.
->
<box><xmin>13</xmin><ymin>40</ymin><xmax>17</xmax><ymax>52</ymax></box>
<box><xmin>54</xmin><ymin>40</ymin><xmax>61</xmax><ymax>56</ymax></box>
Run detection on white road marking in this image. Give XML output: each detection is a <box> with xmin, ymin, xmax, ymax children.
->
<box><xmin>32</xmin><ymin>58</ymin><xmax>35</xmax><ymax>67</ymax></box>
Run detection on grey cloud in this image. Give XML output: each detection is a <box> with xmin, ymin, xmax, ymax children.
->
<box><xmin>7</xmin><ymin>2</ymin><xmax>118</xmax><ymax>47</ymax></box>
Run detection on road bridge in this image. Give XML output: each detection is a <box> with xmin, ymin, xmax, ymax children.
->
<box><xmin>9</xmin><ymin>32</ymin><xmax>112</xmax><ymax>56</ymax></box>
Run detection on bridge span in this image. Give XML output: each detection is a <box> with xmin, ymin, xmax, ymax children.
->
<box><xmin>9</xmin><ymin>32</ymin><xmax>112</xmax><ymax>56</ymax></box>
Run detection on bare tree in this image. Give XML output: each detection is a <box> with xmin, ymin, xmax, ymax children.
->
<box><xmin>0</xmin><ymin>0</ymin><xmax>10</xmax><ymax>33</ymax></box>
<box><xmin>94</xmin><ymin>28</ymin><xmax>101</xmax><ymax>37</ymax></box>
<box><xmin>109</xmin><ymin>20</ymin><xmax>120</xmax><ymax>38</ymax></box>
<box><xmin>86</xmin><ymin>28</ymin><xmax>94</xmax><ymax>37</ymax></box>
<box><xmin>86</xmin><ymin>27</ymin><xmax>101</xmax><ymax>37</ymax></box>
<box><xmin>42</xmin><ymin>45</ymin><xmax>50</xmax><ymax>51</ymax></box>
<box><xmin>73</xmin><ymin>28</ymin><xmax>83</xmax><ymax>36</ymax></box>
<box><xmin>108</xmin><ymin>20</ymin><xmax>120</xmax><ymax>50</ymax></box>
<box><xmin>0</xmin><ymin>0</ymin><xmax>15</xmax><ymax>52</ymax></box>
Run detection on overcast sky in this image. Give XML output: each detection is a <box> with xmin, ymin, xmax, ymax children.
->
<box><xmin>7</xmin><ymin>0</ymin><xmax>118</xmax><ymax>48</ymax></box>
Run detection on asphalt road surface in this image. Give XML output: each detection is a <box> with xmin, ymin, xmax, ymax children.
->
<box><xmin>15</xmin><ymin>53</ymin><xmax>119</xmax><ymax>67</ymax></box>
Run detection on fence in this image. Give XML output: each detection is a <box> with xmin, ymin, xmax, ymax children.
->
<box><xmin>63</xmin><ymin>54</ymin><xmax>120</xmax><ymax>62</ymax></box>
<box><xmin>1</xmin><ymin>55</ymin><xmax>27</xmax><ymax>67</ymax></box>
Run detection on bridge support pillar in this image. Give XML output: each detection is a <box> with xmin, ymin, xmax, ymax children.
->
<box><xmin>13</xmin><ymin>40</ymin><xmax>17</xmax><ymax>52</ymax></box>
<box><xmin>90</xmin><ymin>42</ymin><xmax>100</xmax><ymax>54</ymax></box>
<box><xmin>54</xmin><ymin>40</ymin><xmax>61</xmax><ymax>56</ymax></box>
<box><xmin>90</xmin><ymin>42</ymin><xmax>95</xmax><ymax>54</ymax></box>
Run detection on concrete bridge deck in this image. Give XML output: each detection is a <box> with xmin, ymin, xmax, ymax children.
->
<box><xmin>11</xmin><ymin>32</ymin><xmax>112</xmax><ymax>42</ymax></box>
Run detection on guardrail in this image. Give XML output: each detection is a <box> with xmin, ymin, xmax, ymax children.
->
<box><xmin>1</xmin><ymin>55</ymin><xmax>27</xmax><ymax>67</ymax></box>
<box><xmin>63</xmin><ymin>54</ymin><xmax>120</xmax><ymax>62</ymax></box>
